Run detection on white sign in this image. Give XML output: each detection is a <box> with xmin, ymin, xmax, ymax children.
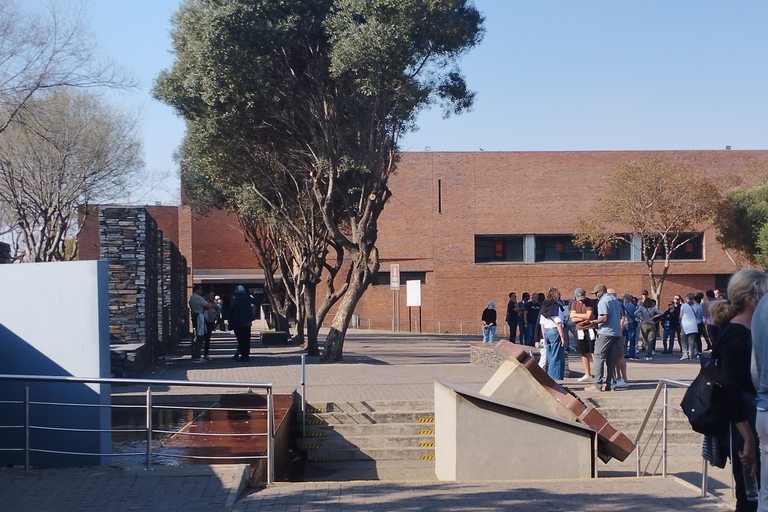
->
<box><xmin>390</xmin><ymin>263</ymin><xmax>400</xmax><ymax>290</ymax></box>
<box><xmin>406</xmin><ymin>279</ymin><xmax>421</xmax><ymax>307</ymax></box>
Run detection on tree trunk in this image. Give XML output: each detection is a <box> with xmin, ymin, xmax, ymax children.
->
<box><xmin>320</xmin><ymin>255</ymin><xmax>369</xmax><ymax>362</ymax></box>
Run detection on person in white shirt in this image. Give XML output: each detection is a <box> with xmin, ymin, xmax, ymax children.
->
<box><xmin>679</xmin><ymin>292</ymin><xmax>699</xmax><ymax>360</ymax></box>
<box><xmin>539</xmin><ymin>287</ymin><xmax>566</xmax><ymax>380</ymax></box>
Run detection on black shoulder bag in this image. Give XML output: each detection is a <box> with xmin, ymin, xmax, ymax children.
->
<box><xmin>680</xmin><ymin>345</ymin><xmax>727</xmax><ymax>436</ymax></box>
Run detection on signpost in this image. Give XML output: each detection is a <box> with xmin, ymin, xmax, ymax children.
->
<box><xmin>406</xmin><ymin>279</ymin><xmax>422</xmax><ymax>333</ymax></box>
<box><xmin>390</xmin><ymin>264</ymin><xmax>400</xmax><ymax>331</ymax></box>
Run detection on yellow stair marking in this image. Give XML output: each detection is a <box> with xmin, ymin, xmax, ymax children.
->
<box><xmin>310</xmin><ymin>456</ymin><xmax>332</xmax><ymax>462</ymax></box>
<box><xmin>418</xmin><ymin>430</ymin><xmax>434</xmax><ymax>435</ymax></box>
<box><xmin>305</xmin><ymin>432</ymin><xmax>325</xmax><ymax>437</ymax></box>
<box><xmin>302</xmin><ymin>444</ymin><xmax>321</xmax><ymax>450</ymax></box>
<box><xmin>417</xmin><ymin>418</ymin><xmax>434</xmax><ymax>423</ymax></box>
<box><xmin>419</xmin><ymin>442</ymin><xmax>435</xmax><ymax>447</ymax></box>
<box><xmin>306</xmin><ymin>419</ymin><xmax>325</xmax><ymax>425</ymax></box>
<box><xmin>307</xmin><ymin>407</ymin><xmax>324</xmax><ymax>413</ymax></box>
<box><xmin>421</xmin><ymin>455</ymin><xmax>435</xmax><ymax>460</ymax></box>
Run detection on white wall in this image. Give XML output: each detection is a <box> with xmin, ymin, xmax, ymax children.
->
<box><xmin>0</xmin><ymin>260</ymin><xmax>111</xmax><ymax>466</ymax></box>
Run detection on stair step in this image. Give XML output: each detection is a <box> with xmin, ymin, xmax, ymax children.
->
<box><xmin>302</xmin><ymin>459</ymin><xmax>436</xmax><ymax>482</ymax></box>
<box><xmin>300</xmin><ymin>434</ymin><xmax>435</xmax><ymax>450</ymax></box>
<box><xmin>307</xmin><ymin>411</ymin><xmax>435</xmax><ymax>425</ymax></box>
<box><xmin>307</xmin><ymin>446</ymin><xmax>435</xmax><ymax>461</ymax></box>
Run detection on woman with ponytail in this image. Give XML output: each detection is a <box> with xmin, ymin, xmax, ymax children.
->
<box><xmin>710</xmin><ymin>269</ymin><xmax>768</xmax><ymax>511</ymax></box>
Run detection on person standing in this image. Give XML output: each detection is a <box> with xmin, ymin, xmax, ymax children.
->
<box><xmin>202</xmin><ymin>292</ymin><xmax>219</xmax><ymax>361</ymax></box>
<box><xmin>670</xmin><ymin>294</ymin><xmax>683</xmax><ymax>353</ymax></box>
<box><xmin>679</xmin><ymin>292</ymin><xmax>699</xmax><ymax>360</ymax></box>
<box><xmin>635</xmin><ymin>298</ymin><xmax>656</xmax><ymax>359</ymax></box>
<box><xmin>539</xmin><ymin>287</ymin><xmax>566</xmax><ymax>380</ymax></box>
<box><xmin>524</xmin><ymin>293</ymin><xmax>541</xmax><ymax>347</ymax></box>
<box><xmin>481</xmin><ymin>300</ymin><xmax>497</xmax><ymax>343</ymax></box>
<box><xmin>659</xmin><ymin>301</ymin><xmax>676</xmax><ymax>354</ymax></box>
<box><xmin>751</xmin><ymin>291</ymin><xmax>768</xmax><ymax>509</ymax></box>
<box><xmin>710</xmin><ymin>269</ymin><xmax>768</xmax><ymax>512</ymax></box>
<box><xmin>621</xmin><ymin>293</ymin><xmax>639</xmax><ymax>360</ymax></box>
<box><xmin>517</xmin><ymin>292</ymin><xmax>529</xmax><ymax>344</ymax></box>
<box><xmin>585</xmin><ymin>283</ymin><xmax>623</xmax><ymax>392</ymax></box>
<box><xmin>188</xmin><ymin>284</ymin><xmax>210</xmax><ymax>363</ymax></box>
<box><xmin>505</xmin><ymin>292</ymin><xmax>520</xmax><ymax>343</ymax></box>
<box><xmin>230</xmin><ymin>285</ymin><xmax>255</xmax><ymax>362</ymax></box>
<box><xmin>569</xmin><ymin>287</ymin><xmax>595</xmax><ymax>382</ymax></box>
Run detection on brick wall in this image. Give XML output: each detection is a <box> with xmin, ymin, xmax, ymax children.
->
<box><xmin>343</xmin><ymin>150</ymin><xmax>768</xmax><ymax>334</ymax></box>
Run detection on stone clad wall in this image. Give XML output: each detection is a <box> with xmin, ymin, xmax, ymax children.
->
<box><xmin>98</xmin><ymin>207</ymin><xmax>187</xmax><ymax>376</ymax></box>
<box><xmin>0</xmin><ymin>242</ymin><xmax>10</xmax><ymax>263</ymax></box>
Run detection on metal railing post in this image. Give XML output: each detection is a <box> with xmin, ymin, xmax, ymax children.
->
<box><xmin>24</xmin><ymin>382</ymin><xmax>30</xmax><ymax>472</ymax></box>
<box><xmin>145</xmin><ymin>386</ymin><xmax>153</xmax><ymax>471</ymax></box>
<box><xmin>662</xmin><ymin>383</ymin><xmax>668</xmax><ymax>478</ymax></box>
<box><xmin>267</xmin><ymin>388</ymin><xmax>275</xmax><ymax>485</ymax></box>
<box><xmin>301</xmin><ymin>354</ymin><xmax>306</xmax><ymax>438</ymax></box>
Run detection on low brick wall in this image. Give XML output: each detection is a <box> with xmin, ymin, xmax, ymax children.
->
<box><xmin>110</xmin><ymin>343</ymin><xmax>152</xmax><ymax>378</ymax></box>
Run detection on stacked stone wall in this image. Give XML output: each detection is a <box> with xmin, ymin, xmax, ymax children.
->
<box><xmin>0</xmin><ymin>242</ymin><xmax>10</xmax><ymax>263</ymax></box>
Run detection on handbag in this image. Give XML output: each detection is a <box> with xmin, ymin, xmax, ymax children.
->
<box><xmin>680</xmin><ymin>350</ymin><xmax>728</xmax><ymax>436</ymax></box>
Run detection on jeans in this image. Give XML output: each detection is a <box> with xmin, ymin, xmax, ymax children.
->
<box><xmin>482</xmin><ymin>325</ymin><xmax>496</xmax><ymax>343</ymax></box>
<box><xmin>518</xmin><ymin>318</ymin><xmax>526</xmax><ymax>344</ymax></box>
<box><xmin>681</xmin><ymin>332</ymin><xmax>698</xmax><ymax>358</ymax></box>
<box><xmin>623</xmin><ymin>323</ymin><xmax>638</xmax><ymax>358</ymax></box>
<box><xmin>594</xmin><ymin>333</ymin><xmax>621</xmax><ymax>390</ymax></box>
<box><xmin>662</xmin><ymin>327</ymin><xmax>674</xmax><ymax>352</ymax></box>
<box><xmin>191</xmin><ymin>313</ymin><xmax>204</xmax><ymax>359</ymax></box>
<box><xmin>525</xmin><ymin>323</ymin><xmax>537</xmax><ymax>347</ymax></box>
<box><xmin>203</xmin><ymin>321</ymin><xmax>215</xmax><ymax>357</ymax></box>
<box><xmin>544</xmin><ymin>328</ymin><xmax>565</xmax><ymax>380</ymax></box>
<box><xmin>563</xmin><ymin>319</ymin><xmax>577</xmax><ymax>348</ymax></box>
<box><xmin>757</xmin><ymin>410</ymin><xmax>768</xmax><ymax>509</ymax></box>
<box><xmin>233</xmin><ymin>325</ymin><xmax>252</xmax><ymax>360</ymax></box>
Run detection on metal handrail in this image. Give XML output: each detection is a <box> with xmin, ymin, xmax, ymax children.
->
<box><xmin>634</xmin><ymin>377</ymin><xmax>717</xmax><ymax>498</ymax></box>
<box><xmin>0</xmin><ymin>374</ymin><xmax>275</xmax><ymax>484</ymax></box>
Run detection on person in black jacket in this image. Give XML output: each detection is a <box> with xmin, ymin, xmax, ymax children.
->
<box><xmin>481</xmin><ymin>300</ymin><xmax>497</xmax><ymax>343</ymax></box>
<box><xmin>230</xmin><ymin>285</ymin><xmax>255</xmax><ymax>362</ymax></box>
<box><xmin>711</xmin><ymin>269</ymin><xmax>768</xmax><ymax>512</ymax></box>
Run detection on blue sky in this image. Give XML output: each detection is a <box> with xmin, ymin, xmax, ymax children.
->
<box><xmin>52</xmin><ymin>0</ymin><xmax>768</xmax><ymax>203</ymax></box>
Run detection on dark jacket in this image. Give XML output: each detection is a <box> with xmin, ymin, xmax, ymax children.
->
<box><xmin>714</xmin><ymin>321</ymin><xmax>756</xmax><ymax>425</ymax></box>
<box><xmin>481</xmin><ymin>308</ymin><xmax>496</xmax><ymax>326</ymax></box>
<box><xmin>229</xmin><ymin>294</ymin><xmax>255</xmax><ymax>328</ymax></box>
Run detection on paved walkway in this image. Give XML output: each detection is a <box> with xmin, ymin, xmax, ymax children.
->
<box><xmin>0</xmin><ymin>330</ymin><xmax>732</xmax><ymax>511</ymax></box>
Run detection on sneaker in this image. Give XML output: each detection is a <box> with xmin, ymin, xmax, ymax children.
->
<box><xmin>192</xmin><ymin>357</ymin><xmax>206</xmax><ymax>363</ymax></box>
<box><xmin>628</xmin><ymin>357</ymin><xmax>640</xmax><ymax>361</ymax></box>
<box><xmin>615</xmin><ymin>379</ymin><xmax>629</xmax><ymax>388</ymax></box>
<box><xmin>645</xmin><ymin>356</ymin><xmax>653</xmax><ymax>360</ymax></box>
<box><xmin>233</xmin><ymin>353</ymin><xmax>240</xmax><ymax>361</ymax></box>
<box><xmin>584</xmin><ymin>385</ymin><xmax>603</xmax><ymax>392</ymax></box>
<box><xmin>577</xmin><ymin>374</ymin><xmax>592</xmax><ymax>382</ymax></box>
<box><xmin>204</xmin><ymin>356</ymin><xmax>213</xmax><ymax>362</ymax></box>
<box><xmin>680</xmin><ymin>355</ymin><xmax>689</xmax><ymax>361</ymax></box>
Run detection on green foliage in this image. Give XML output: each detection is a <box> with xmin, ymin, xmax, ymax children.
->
<box><xmin>716</xmin><ymin>181</ymin><xmax>768</xmax><ymax>269</ymax></box>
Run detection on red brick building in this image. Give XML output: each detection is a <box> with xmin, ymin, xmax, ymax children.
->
<box><xmin>79</xmin><ymin>150</ymin><xmax>766</xmax><ymax>335</ymax></box>
<box><xmin>353</xmin><ymin>150</ymin><xmax>766</xmax><ymax>335</ymax></box>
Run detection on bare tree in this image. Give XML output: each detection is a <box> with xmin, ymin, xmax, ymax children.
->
<box><xmin>574</xmin><ymin>157</ymin><xmax>722</xmax><ymax>302</ymax></box>
<box><xmin>0</xmin><ymin>89</ymin><xmax>143</xmax><ymax>261</ymax></box>
<box><xmin>0</xmin><ymin>1</ymin><xmax>133</xmax><ymax>135</ymax></box>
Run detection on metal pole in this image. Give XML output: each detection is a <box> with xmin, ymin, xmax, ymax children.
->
<box><xmin>662</xmin><ymin>384</ymin><xmax>668</xmax><ymax>478</ymax></box>
<box><xmin>24</xmin><ymin>382</ymin><xmax>29</xmax><ymax>472</ymax></box>
<box><xmin>396</xmin><ymin>290</ymin><xmax>400</xmax><ymax>332</ymax></box>
<box><xmin>145</xmin><ymin>386</ymin><xmax>153</xmax><ymax>471</ymax></box>
<box><xmin>267</xmin><ymin>388</ymin><xmax>275</xmax><ymax>485</ymax></box>
<box><xmin>301</xmin><ymin>354</ymin><xmax>306</xmax><ymax>438</ymax></box>
<box><xmin>392</xmin><ymin>290</ymin><xmax>395</xmax><ymax>332</ymax></box>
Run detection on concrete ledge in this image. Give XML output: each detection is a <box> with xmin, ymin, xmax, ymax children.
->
<box><xmin>110</xmin><ymin>343</ymin><xmax>151</xmax><ymax>378</ymax></box>
<box><xmin>261</xmin><ymin>331</ymin><xmax>290</xmax><ymax>345</ymax></box>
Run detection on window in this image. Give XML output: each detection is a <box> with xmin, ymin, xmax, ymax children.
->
<box><xmin>534</xmin><ymin>235</ymin><xmax>631</xmax><ymax>262</ymax></box>
<box><xmin>372</xmin><ymin>271</ymin><xmax>427</xmax><ymax>286</ymax></box>
<box><xmin>645</xmin><ymin>233</ymin><xmax>704</xmax><ymax>261</ymax></box>
<box><xmin>475</xmin><ymin>235</ymin><xmax>524</xmax><ymax>263</ymax></box>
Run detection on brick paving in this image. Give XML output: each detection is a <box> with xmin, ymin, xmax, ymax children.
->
<box><xmin>0</xmin><ymin>330</ymin><xmax>732</xmax><ymax>511</ymax></box>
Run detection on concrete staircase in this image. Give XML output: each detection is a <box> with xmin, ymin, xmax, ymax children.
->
<box><xmin>300</xmin><ymin>400</ymin><xmax>438</xmax><ymax>481</ymax></box>
<box><xmin>298</xmin><ymin>393</ymin><xmax>717</xmax><ymax>482</ymax></box>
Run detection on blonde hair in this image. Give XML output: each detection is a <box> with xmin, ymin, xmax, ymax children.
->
<box><xmin>545</xmin><ymin>287</ymin><xmax>559</xmax><ymax>301</ymax></box>
<box><xmin>710</xmin><ymin>269</ymin><xmax>768</xmax><ymax>327</ymax></box>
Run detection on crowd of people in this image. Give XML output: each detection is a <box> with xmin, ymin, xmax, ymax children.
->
<box><xmin>482</xmin><ymin>270</ymin><xmax>768</xmax><ymax>512</ymax></box>
<box><xmin>481</xmin><ymin>284</ymin><xmax>730</xmax><ymax>387</ymax></box>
